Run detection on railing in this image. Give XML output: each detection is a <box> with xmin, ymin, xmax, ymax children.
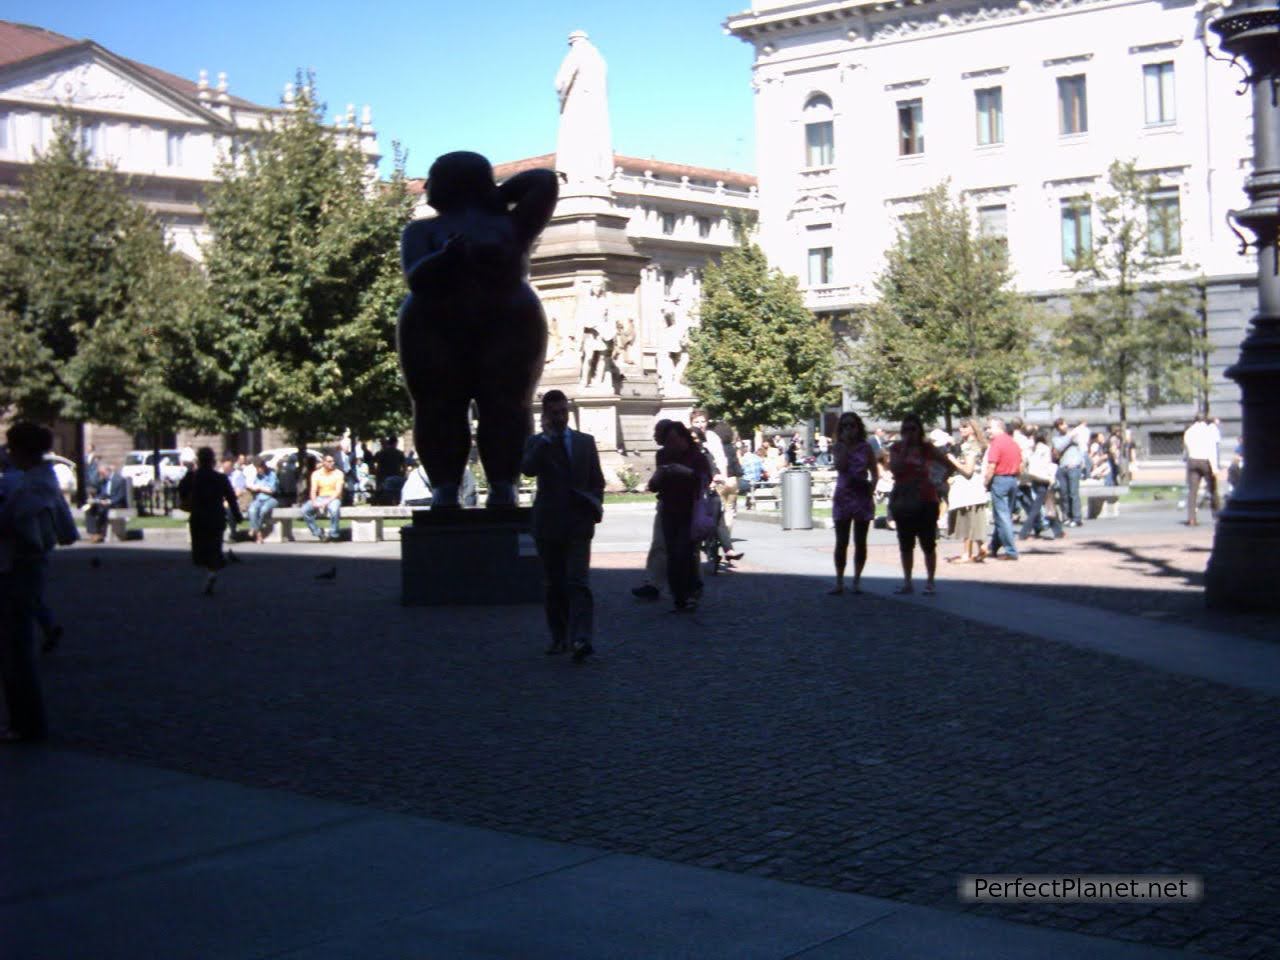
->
<box><xmin>610</xmin><ymin>173</ymin><xmax>757</xmax><ymax>203</ymax></box>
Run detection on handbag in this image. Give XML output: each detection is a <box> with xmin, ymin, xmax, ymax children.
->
<box><xmin>690</xmin><ymin>489</ymin><xmax>719</xmax><ymax>541</ymax></box>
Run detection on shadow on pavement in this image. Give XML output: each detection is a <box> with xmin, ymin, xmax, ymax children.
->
<box><xmin>14</xmin><ymin>543</ymin><xmax>1279</xmax><ymax>959</ymax></box>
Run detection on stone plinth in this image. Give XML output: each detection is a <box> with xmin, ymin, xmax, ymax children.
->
<box><xmin>400</xmin><ymin>508</ymin><xmax>542</xmax><ymax>606</ymax></box>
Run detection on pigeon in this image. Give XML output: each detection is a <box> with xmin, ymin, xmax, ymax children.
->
<box><xmin>314</xmin><ymin>566</ymin><xmax>337</xmax><ymax>581</ymax></box>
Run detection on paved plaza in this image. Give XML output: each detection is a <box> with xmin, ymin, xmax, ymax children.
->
<box><xmin>3</xmin><ymin>504</ymin><xmax>1277</xmax><ymax>958</ymax></box>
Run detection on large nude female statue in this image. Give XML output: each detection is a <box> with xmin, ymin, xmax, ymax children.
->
<box><xmin>397</xmin><ymin>151</ymin><xmax>558</xmax><ymax>508</ymax></box>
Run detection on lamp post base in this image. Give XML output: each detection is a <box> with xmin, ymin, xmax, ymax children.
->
<box><xmin>1204</xmin><ymin>513</ymin><xmax>1280</xmax><ymax>611</ymax></box>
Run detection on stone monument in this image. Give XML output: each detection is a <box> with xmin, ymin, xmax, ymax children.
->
<box><xmin>529</xmin><ymin>31</ymin><xmax>689</xmax><ymax>483</ymax></box>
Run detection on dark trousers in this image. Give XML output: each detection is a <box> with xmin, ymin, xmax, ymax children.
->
<box><xmin>536</xmin><ymin>537</ymin><xmax>594</xmax><ymax>647</ymax></box>
<box><xmin>1186</xmin><ymin>460</ymin><xmax>1219</xmax><ymax>521</ymax></box>
<box><xmin>1</xmin><ymin>557</ymin><xmax>49</xmax><ymax>739</ymax></box>
<box><xmin>661</xmin><ymin>510</ymin><xmax>699</xmax><ymax>605</ymax></box>
<box><xmin>84</xmin><ymin>504</ymin><xmax>110</xmax><ymax>537</ymax></box>
<box><xmin>1020</xmin><ymin>481</ymin><xmax>1064</xmax><ymax>539</ymax></box>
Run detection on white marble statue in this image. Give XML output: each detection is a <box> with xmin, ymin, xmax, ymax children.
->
<box><xmin>658</xmin><ymin>294</ymin><xmax>690</xmax><ymax>390</ymax></box>
<box><xmin>578</xmin><ymin>280</ymin><xmax>616</xmax><ymax>387</ymax></box>
<box><xmin>554</xmin><ymin>30</ymin><xmax>613</xmax><ymax>190</ymax></box>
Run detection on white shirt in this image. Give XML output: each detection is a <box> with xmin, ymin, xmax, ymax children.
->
<box><xmin>701</xmin><ymin>428</ymin><xmax>727</xmax><ymax>477</ymax></box>
<box><xmin>1184</xmin><ymin>422</ymin><xmax>1219</xmax><ymax>464</ymax></box>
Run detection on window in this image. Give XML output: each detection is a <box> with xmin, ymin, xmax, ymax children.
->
<box><xmin>1061</xmin><ymin>198</ymin><xmax>1092</xmax><ymax>265</ymax></box>
<box><xmin>808</xmin><ymin>247</ymin><xmax>833</xmax><ymax>286</ymax></box>
<box><xmin>898</xmin><ymin>99</ymin><xmax>924</xmax><ymax>155</ymax></box>
<box><xmin>803</xmin><ymin>94</ymin><xmax>834</xmax><ymax>167</ymax></box>
<box><xmin>166</xmin><ymin>131</ymin><xmax>184</xmax><ymax>167</ymax></box>
<box><xmin>1143</xmin><ymin>62</ymin><xmax>1176</xmax><ymax>125</ymax></box>
<box><xmin>975</xmin><ymin>87</ymin><xmax>1004</xmax><ymax>145</ymax></box>
<box><xmin>1058</xmin><ymin>75</ymin><xmax>1088</xmax><ymax>134</ymax></box>
<box><xmin>697</xmin><ymin>216</ymin><xmax>712</xmax><ymax>239</ymax></box>
<box><xmin>1147</xmin><ymin>189</ymin><xmax>1182</xmax><ymax>256</ymax></box>
<box><xmin>79</xmin><ymin>122</ymin><xmax>100</xmax><ymax>159</ymax></box>
<box><xmin>662</xmin><ymin>269</ymin><xmax>676</xmax><ymax>296</ymax></box>
<box><xmin>978</xmin><ymin>204</ymin><xmax>1008</xmax><ymax>241</ymax></box>
<box><xmin>0</xmin><ymin>111</ymin><xmax>9</xmax><ymax>151</ymax></box>
<box><xmin>660</xmin><ymin>212</ymin><xmax>677</xmax><ymax>235</ymax></box>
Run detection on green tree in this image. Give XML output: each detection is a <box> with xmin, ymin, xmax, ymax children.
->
<box><xmin>685</xmin><ymin>236</ymin><xmax>837</xmax><ymax>435</ymax></box>
<box><xmin>1050</xmin><ymin>159</ymin><xmax>1204</xmax><ymax>437</ymax></box>
<box><xmin>202</xmin><ymin>77</ymin><xmax>413</xmax><ymax>458</ymax></box>
<box><xmin>844</xmin><ymin>182</ymin><xmax>1030</xmax><ymax>428</ymax></box>
<box><xmin>0</xmin><ymin>118</ymin><xmax>230</xmax><ymax>488</ymax></box>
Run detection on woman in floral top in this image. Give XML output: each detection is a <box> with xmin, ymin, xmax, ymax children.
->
<box><xmin>829</xmin><ymin>411</ymin><xmax>878</xmax><ymax>595</ymax></box>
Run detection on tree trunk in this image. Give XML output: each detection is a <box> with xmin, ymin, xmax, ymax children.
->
<box><xmin>944</xmin><ymin>409</ymin><xmax>953</xmax><ymax>432</ymax></box>
<box><xmin>73</xmin><ymin>420</ymin><xmax>87</xmax><ymax>505</ymax></box>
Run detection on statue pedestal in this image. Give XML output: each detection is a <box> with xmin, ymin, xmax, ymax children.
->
<box><xmin>400</xmin><ymin>508</ymin><xmax>542</xmax><ymax>606</ymax></box>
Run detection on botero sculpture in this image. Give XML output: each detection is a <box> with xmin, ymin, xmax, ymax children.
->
<box><xmin>397</xmin><ymin>152</ymin><xmax>559</xmax><ymax>508</ymax></box>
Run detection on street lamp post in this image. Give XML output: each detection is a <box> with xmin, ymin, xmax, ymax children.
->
<box><xmin>1205</xmin><ymin>0</ymin><xmax>1280</xmax><ymax>610</ymax></box>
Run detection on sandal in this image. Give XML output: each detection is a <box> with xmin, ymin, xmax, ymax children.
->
<box><xmin>893</xmin><ymin>584</ymin><xmax>914</xmax><ymax>595</ymax></box>
<box><xmin>923</xmin><ymin>584</ymin><xmax>936</xmax><ymax>596</ymax></box>
<box><xmin>946</xmin><ymin>555</ymin><xmax>972</xmax><ymax>564</ymax></box>
<box><xmin>827</xmin><ymin>586</ymin><xmax>844</xmax><ymax>595</ymax></box>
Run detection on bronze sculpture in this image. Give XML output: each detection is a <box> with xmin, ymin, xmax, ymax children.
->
<box><xmin>397</xmin><ymin>152</ymin><xmax>558</xmax><ymax>507</ymax></box>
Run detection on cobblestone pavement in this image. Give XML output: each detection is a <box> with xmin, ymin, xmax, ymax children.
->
<box><xmin>31</xmin><ymin>535</ymin><xmax>1280</xmax><ymax>960</ymax></box>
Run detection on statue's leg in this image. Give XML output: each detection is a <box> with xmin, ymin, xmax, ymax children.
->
<box><xmin>399</xmin><ymin>305</ymin><xmax>471</xmax><ymax>508</ymax></box>
<box><xmin>475</xmin><ymin>384</ymin><xmax>532</xmax><ymax>507</ymax></box>
<box><xmin>412</xmin><ymin>392</ymin><xmax>470</xmax><ymax>508</ymax></box>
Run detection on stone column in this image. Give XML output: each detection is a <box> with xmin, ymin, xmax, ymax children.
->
<box><xmin>1205</xmin><ymin>1</ymin><xmax>1280</xmax><ymax>610</ymax></box>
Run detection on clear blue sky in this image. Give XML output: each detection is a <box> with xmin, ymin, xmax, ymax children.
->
<box><xmin>7</xmin><ymin>1</ymin><xmax>758</xmax><ymax>176</ymax></box>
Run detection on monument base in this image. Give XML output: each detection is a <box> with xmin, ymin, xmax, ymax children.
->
<box><xmin>400</xmin><ymin>507</ymin><xmax>543</xmax><ymax>606</ymax></box>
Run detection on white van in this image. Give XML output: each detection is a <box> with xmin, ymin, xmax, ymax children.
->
<box><xmin>121</xmin><ymin>450</ymin><xmax>186</xmax><ymax>487</ymax></box>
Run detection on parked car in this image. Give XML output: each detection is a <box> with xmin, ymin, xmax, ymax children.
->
<box><xmin>121</xmin><ymin>449</ymin><xmax>186</xmax><ymax>488</ymax></box>
<box><xmin>258</xmin><ymin>447</ymin><xmax>330</xmax><ymax>471</ymax></box>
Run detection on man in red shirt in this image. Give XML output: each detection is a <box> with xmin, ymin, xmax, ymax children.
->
<box><xmin>984</xmin><ymin>417</ymin><xmax>1023</xmax><ymax>560</ymax></box>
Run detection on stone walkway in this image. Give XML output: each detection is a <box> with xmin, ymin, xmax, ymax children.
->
<box><xmin>16</xmin><ymin>515</ymin><xmax>1278</xmax><ymax>959</ymax></box>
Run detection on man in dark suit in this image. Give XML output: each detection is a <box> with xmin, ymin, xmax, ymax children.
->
<box><xmin>84</xmin><ymin>462</ymin><xmax>129</xmax><ymax>543</ymax></box>
<box><xmin>521</xmin><ymin>390</ymin><xmax>605</xmax><ymax>663</ymax></box>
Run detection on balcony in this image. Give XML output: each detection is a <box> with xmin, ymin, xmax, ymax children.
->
<box><xmin>805</xmin><ymin>285</ymin><xmax>856</xmax><ymax>311</ymax></box>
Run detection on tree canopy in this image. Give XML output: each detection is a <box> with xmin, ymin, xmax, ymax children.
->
<box><xmin>844</xmin><ymin>182</ymin><xmax>1030</xmax><ymax>427</ymax></box>
<box><xmin>202</xmin><ymin>77</ymin><xmax>413</xmax><ymax>449</ymax></box>
<box><xmin>685</xmin><ymin>236</ymin><xmax>837</xmax><ymax>435</ymax></box>
<box><xmin>1049</xmin><ymin>159</ymin><xmax>1204</xmax><ymax>430</ymax></box>
<box><xmin>0</xmin><ymin>118</ymin><xmax>231</xmax><ymax>462</ymax></box>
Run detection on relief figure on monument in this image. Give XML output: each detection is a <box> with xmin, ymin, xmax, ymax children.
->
<box><xmin>577</xmin><ymin>279</ymin><xmax>617</xmax><ymax>388</ymax></box>
<box><xmin>397</xmin><ymin>151</ymin><xmax>558</xmax><ymax>508</ymax></box>
<box><xmin>658</xmin><ymin>294</ymin><xmax>691</xmax><ymax>392</ymax></box>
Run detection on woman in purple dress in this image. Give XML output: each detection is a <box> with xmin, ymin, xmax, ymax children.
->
<box><xmin>829</xmin><ymin>412</ymin><xmax>878</xmax><ymax>595</ymax></box>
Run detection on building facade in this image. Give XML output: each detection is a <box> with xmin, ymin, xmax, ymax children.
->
<box><xmin>726</xmin><ymin>0</ymin><xmax>1253</xmax><ymax>454</ymax></box>
<box><xmin>0</xmin><ymin>20</ymin><xmax>380</xmax><ymax>462</ymax></box>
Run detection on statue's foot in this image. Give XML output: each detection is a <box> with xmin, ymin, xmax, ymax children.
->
<box><xmin>431</xmin><ymin>484</ymin><xmax>461</xmax><ymax>509</ymax></box>
<box><xmin>486</xmin><ymin>482</ymin><xmax>517</xmax><ymax>508</ymax></box>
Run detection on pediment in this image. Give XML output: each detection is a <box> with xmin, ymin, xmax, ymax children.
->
<box><xmin>0</xmin><ymin>48</ymin><xmax>218</xmax><ymax>126</ymax></box>
<box><xmin>787</xmin><ymin>191</ymin><xmax>844</xmax><ymax>218</ymax></box>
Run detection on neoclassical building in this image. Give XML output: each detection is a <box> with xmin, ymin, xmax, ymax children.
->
<box><xmin>0</xmin><ymin>20</ymin><xmax>381</xmax><ymax>460</ymax></box>
<box><xmin>726</xmin><ymin>0</ymin><xmax>1253</xmax><ymax>454</ymax></box>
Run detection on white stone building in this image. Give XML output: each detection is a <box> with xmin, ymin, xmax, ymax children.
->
<box><xmin>726</xmin><ymin>0</ymin><xmax>1254</xmax><ymax>454</ymax></box>
<box><xmin>0</xmin><ymin>20</ymin><xmax>380</xmax><ymax>462</ymax></box>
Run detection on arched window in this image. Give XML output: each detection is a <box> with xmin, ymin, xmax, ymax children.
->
<box><xmin>803</xmin><ymin>94</ymin><xmax>834</xmax><ymax>168</ymax></box>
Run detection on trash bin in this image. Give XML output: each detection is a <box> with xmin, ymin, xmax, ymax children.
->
<box><xmin>781</xmin><ymin>468</ymin><xmax>813</xmax><ymax>530</ymax></box>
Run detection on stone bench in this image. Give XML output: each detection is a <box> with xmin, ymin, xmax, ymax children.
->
<box><xmin>263</xmin><ymin>505</ymin><xmax>415</xmax><ymax>542</ymax></box>
<box><xmin>1082</xmin><ymin>484</ymin><xmax>1129</xmax><ymax>520</ymax></box>
<box><xmin>744</xmin><ymin>482</ymin><xmax>781</xmax><ymax>511</ymax></box>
